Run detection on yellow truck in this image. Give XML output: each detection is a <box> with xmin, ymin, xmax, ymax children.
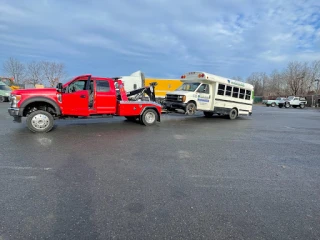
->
<box><xmin>119</xmin><ymin>71</ymin><xmax>182</xmax><ymax>102</ymax></box>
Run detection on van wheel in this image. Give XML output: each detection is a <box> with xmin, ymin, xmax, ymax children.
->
<box><xmin>26</xmin><ymin>110</ymin><xmax>54</xmax><ymax>133</ymax></box>
<box><xmin>141</xmin><ymin>109</ymin><xmax>157</xmax><ymax>126</ymax></box>
<box><xmin>229</xmin><ymin>108</ymin><xmax>238</xmax><ymax>120</ymax></box>
<box><xmin>185</xmin><ymin>102</ymin><xmax>196</xmax><ymax>115</ymax></box>
<box><xmin>203</xmin><ymin>111</ymin><xmax>214</xmax><ymax>117</ymax></box>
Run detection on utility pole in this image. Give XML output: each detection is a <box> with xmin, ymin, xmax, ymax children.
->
<box><xmin>315</xmin><ymin>79</ymin><xmax>320</xmax><ymax>107</ymax></box>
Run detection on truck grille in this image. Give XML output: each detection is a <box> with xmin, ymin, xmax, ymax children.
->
<box><xmin>166</xmin><ymin>94</ymin><xmax>179</xmax><ymax>102</ymax></box>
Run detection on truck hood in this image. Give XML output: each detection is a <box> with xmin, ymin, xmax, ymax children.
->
<box><xmin>166</xmin><ymin>90</ymin><xmax>192</xmax><ymax>95</ymax></box>
<box><xmin>12</xmin><ymin>88</ymin><xmax>57</xmax><ymax>95</ymax></box>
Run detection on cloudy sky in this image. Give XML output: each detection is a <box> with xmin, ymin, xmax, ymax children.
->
<box><xmin>0</xmin><ymin>0</ymin><xmax>319</xmax><ymax>80</ymax></box>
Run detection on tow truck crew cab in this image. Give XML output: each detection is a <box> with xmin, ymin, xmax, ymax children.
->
<box><xmin>8</xmin><ymin>75</ymin><xmax>162</xmax><ymax>133</ymax></box>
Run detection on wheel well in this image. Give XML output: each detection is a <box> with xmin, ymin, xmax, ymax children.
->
<box><xmin>23</xmin><ymin>101</ymin><xmax>57</xmax><ymax>117</ymax></box>
<box><xmin>187</xmin><ymin>100</ymin><xmax>197</xmax><ymax>106</ymax></box>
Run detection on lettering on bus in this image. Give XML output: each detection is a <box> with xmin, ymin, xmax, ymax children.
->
<box><xmin>227</xmin><ymin>79</ymin><xmax>245</xmax><ymax>87</ymax></box>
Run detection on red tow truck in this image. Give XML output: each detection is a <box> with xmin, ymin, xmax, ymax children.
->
<box><xmin>8</xmin><ymin>75</ymin><xmax>162</xmax><ymax>133</ymax></box>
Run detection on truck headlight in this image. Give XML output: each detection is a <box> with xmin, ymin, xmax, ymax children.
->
<box><xmin>178</xmin><ymin>95</ymin><xmax>186</xmax><ymax>102</ymax></box>
<box><xmin>10</xmin><ymin>94</ymin><xmax>21</xmax><ymax>107</ymax></box>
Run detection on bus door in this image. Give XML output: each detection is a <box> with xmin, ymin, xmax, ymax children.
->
<box><xmin>196</xmin><ymin>83</ymin><xmax>212</xmax><ymax>110</ymax></box>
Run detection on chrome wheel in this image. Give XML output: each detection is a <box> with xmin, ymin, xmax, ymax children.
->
<box><xmin>186</xmin><ymin>102</ymin><xmax>196</xmax><ymax>115</ymax></box>
<box><xmin>145</xmin><ymin>112</ymin><xmax>156</xmax><ymax>124</ymax></box>
<box><xmin>31</xmin><ymin>114</ymin><xmax>50</xmax><ymax>130</ymax></box>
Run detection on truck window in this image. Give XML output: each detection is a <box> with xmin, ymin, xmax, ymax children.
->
<box><xmin>96</xmin><ymin>80</ymin><xmax>110</xmax><ymax>92</ymax></box>
<box><xmin>67</xmin><ymin>80</ymin><xmax>86</xmax><ymax>92</ymax></box>
<box><xmin>239</xmin><ymin>89</ymin><xmax>245</xmax><ymax>99</ymax></box>
<box><xmin>218</xmin><ymin>84</ymin><xmax>225</xmax><ymax>95</ymax></box>
<box><xmin>225</xmin><ymin>86</ymin><xmax>232</xmax><ymax>96</ymax></box>
<box><xmin>197</xmin><ymin>84</ymin><xmax>209</xmax><ymax>93</ymax></box>
<box><xmin>232</xmin><ymin>87</ymin><xmax>239</xmax><ymax>98</ymax></box>
<box><xmin>176</xmin><ymin>82</ymin><xmax>200</xmax><ymax>91</ymax></box>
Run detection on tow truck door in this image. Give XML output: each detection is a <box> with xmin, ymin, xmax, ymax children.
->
<box><xmin>61</xmin><ymin>77</ymin><xmax>90</xmax><ymax>116</ymax></box>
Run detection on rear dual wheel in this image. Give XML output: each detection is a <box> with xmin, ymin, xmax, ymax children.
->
<box><xmin>141</xmin><ymin>109</ymin><xmax>158</xmax><ymax>126</ymax></box>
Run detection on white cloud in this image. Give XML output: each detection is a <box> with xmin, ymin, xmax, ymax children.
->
<box><xmin>0</xmin><ymin>0</ymin><xmax>319</xmax><ymax>78</ymax></box>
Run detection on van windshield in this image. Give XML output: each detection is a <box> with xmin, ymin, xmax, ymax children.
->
<box><xmin>0</xmin><ymin>85</ymin><xmax>11</xmax><ymax>91</ymax></box>
<box><xmin>176</xmin><ymin>82</ymin><xmax>201</xmax><ymax>91</ymax></box>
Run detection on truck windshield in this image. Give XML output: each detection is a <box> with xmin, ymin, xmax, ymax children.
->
<box><xmin>276</xmin><ymin>97</ymin><xmax>281</xmax><ymax>100</ymax></box>
<box><xmin>176</xmin><ymin>82</ymin><xmax>200</xmax><ymax>91</ymax></box>
<box><xmin>0</xmin><ymin>85</ymin><xmax>11</xmax><ymax>91</ymax></box>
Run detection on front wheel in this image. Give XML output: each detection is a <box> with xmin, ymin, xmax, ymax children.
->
<box><xmin>185</xmin><ymin>102</ymin><xmax>196</xmax><ymax>115</ymax></box>
<box><xmin>0</xmin><ymin>96</ymin><xmax>5</xmax><ymax>102</ymax></box>
<box><xmin>26</xmin><ymin>110</ymin><xmax>54</xmax><ymax>133</ymax></box>
<box><xmin>228</xmin><ymin>108</ymin><xmax>238</xmax><ymax>120</ymax></box>
<box><xmin>271</xmin><ymin>102</ymin><xmax>276</xmax><ymax>107</ymax></box>
<box><xmin>300</xmin><ymin>103</ymin><xmax>305</xmax><ymax>109</ymax></box>
<box><xmin>285</xmin><ymin>102</ymin><xmax>290</xmax><ymax>108</ymax></box>
<box><xmin>140</xmin><ymin>109</ymin><xmax>157</xmax><ymax>126</ymax></box>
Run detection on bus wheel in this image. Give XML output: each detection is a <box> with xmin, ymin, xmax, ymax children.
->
<box><xmin>203</xmin><ymin>111</ymin><xmax>213</xmax><ymax>117</ymax></box>
<box><xmin>229</xmin><ymin>108</ymin><xmax>238</xmax><ymax>120</ymax></box>
<box><xmin>185</xmin><ymin>102</ymin><xmax>196</xmax><ymax>115</ymax></box>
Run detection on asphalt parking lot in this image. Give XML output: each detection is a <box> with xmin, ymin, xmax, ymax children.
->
<box><xmin>0</xmin><ymin>103</ymin><xmax>320</xmax><ymax>240</ymax></box>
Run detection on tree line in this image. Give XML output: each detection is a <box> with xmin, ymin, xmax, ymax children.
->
<box><xmin>237</xmin><ymin>60</ymin><xmax>320</xmax><ymax>97</ymax></box>
<box><xmin>1</xmin><ymin>57</ymin><xmax>67</xmax><ymax>87</ymax></box>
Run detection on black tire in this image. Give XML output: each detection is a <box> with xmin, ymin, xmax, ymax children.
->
<box><xmin>140</xmin><ymin>109</ymin><xmax>157</xmax><ymax>126</ymax></box>
<box><xmin>185</xmin><ymin>102</ymin><xmax>196</xmax><ymax>115</ymax></box>
<box><xmin>0</xmin><ymin>96</ymin><xmax>4</xmax><ymax>103</ymax></box>
<box><xmin>266</xmin><ymin>104</ymin><xmax>270</xmax><ymax>107</ymax></box>
<box><xmin>203</xmin><ymin>111</ymin><xmax>214</xmax><ymax>117</ymax></box>
<box><xmin>278</xmin><ymin>104</ymin><xmax>283</xmax><ymax>108</ymax></box>
<box><xmin>26</xmin><ymin>110</ymin><xmax>54</xmax><ymax>133</ymax></box>
<box><xmin>299</xmin><ymin>103</ymin><xmax>305</xmax><ymax>109</ymax></box>
<box><xmin>271</xmin><ymin>102</ymin><xmax>276</xmax><ymax>107</ymax></box>
<box><xmin>228</xmin><ymin>108</ymin><xmax>238</xmax><ymax>120</ymax></box>
<box><xmin>285</xmin><ymin>102</ymin><xmax>290</xmax><ymax>108</ymax></box>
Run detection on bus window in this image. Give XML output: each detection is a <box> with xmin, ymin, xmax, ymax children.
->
<box><xmin>218</xmin><ymin>84</ymin><xmax>225</xmax><ymax>95</ymax></box>
<box><xmin>245</xmin><ymin>90</ymin><xmax>251</xmax><ymax>100</ymax></box>
<box><xmin>225</xmin><ymin>86</ymin><xmax>232</xmax><ymax>96</ymax></box>
<box><xmin>232</xmin><ymin>87</ymin><xmax>239</xmax><ymax>98</ymax></box>
<box><xmin>239</xmin><ymin>89</ymin><xmax>245</xmax><ymax>99</ymax></box>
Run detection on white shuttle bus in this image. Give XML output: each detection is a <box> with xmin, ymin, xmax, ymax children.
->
<box><xmin>163</xmin><ymin>71</ymin><xmax>254</xmax><ymax>119</ymax></box>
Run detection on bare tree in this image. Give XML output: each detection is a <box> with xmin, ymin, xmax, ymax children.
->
<box><xmin>2</xmin><ymin>57</ymin><xmax>26</xmax><ymax>84</ymax></box>
<box><xmin>305</xmin><ymin>60</ymin><xmax>320</xmax><ymax>93</ymax></box>
<box><xmin>27</xmin><ymin>61</ymin><xmax>44</xmax><ymax>85</ymax></box>
<box><xmin>246</xmin><ymin>72</ymin><xmax>269</xmax><ymax>96</ymax></box>
<box><xmin>284</xmin><ymin>61</ymin><xmax>308</xmax><ymax>95</ymax></box>
<box><xmin>41</xmin><ymin>61</ymin><xmax>66</xmax><ymax>87</ymax></box>
<box><xmin>267</xmin><ymin>69</ymin><xmax>287</xmax><ymax>96</ymax></box>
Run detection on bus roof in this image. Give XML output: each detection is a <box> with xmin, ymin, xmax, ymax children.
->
<box><xmin>180</xmin><ymin>71</ymin><xmax>254</xmax><ymax>90</ymax></box>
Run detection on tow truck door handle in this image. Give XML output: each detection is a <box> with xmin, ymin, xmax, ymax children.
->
<box><xmin>80</xmin><ymin>95</ymin><xmax>86</xmax><ymax>98</ymax></box>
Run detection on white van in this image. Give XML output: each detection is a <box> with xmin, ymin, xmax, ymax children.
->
<box><xmin>163</xmin><ymin>71</ymin><xmax>254</xmax><ymax>119</ymax></box>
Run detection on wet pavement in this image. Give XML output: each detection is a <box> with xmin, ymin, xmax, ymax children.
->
<box><xmin>1</xmin><ymin>103</ymin><xmax>320</xmax><ymax>240</ymax></box>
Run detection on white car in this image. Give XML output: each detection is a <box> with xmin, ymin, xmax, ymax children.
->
<box><xmin>278</xmin><ymin>96</ymin><xmax>307</xmax><ymax>109</ymax></box>
<box><xmin>264</xmin><ymin>97</ymin><xmax>286</xmax><ymax>107</ymax></box>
